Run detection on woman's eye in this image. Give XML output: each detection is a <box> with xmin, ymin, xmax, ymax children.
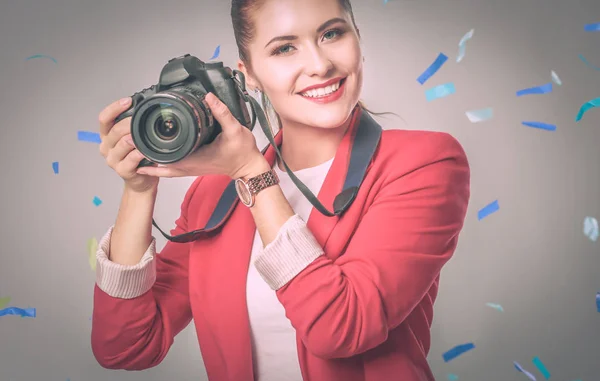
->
<box><xmin>323</xmin><ymin>29</ymin><xmax>343</xmax><ymax>40</ymax></box>
<box><xmin>273</xmin><ymin>44</ymin><xmax>293</xmax><ymax>55</ymax></box>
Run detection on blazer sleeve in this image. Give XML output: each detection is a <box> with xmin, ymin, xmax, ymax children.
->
<box><xmin>269</xmin><ymin>132</ymin><xmax>470</xmax><ymax>359</ymax></box>
<box><xmin>91</xmin><ymin>177</ymin><xmax>203</xmax><ymax>370</ymax></box>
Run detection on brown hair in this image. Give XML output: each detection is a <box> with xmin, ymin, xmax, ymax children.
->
<box><xmin>231</xmin><ymin>0</ymin><xmax>398</xmax><ymax>127</ymax></box>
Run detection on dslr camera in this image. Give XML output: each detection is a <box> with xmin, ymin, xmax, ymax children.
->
<box><xmin>115</xmin><ymin>54</ymin><xmax>256</xmax><ymax>167</ymax></box>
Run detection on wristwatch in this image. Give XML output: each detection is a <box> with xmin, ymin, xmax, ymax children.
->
<box><xmin>234</xmin><ymin>169</ymin><xmax>280</xmax><ymax>207</ymax></box>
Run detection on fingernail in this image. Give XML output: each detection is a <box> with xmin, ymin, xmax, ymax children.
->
<box><xmin>120</xmin><ymin>97</ymin><xmax>131</xmax><ymax>106</ymax></box>
<box><xmin>125</xmin><ymin>136</ymin><xmax>134</xmax><ymax>146</ymax></box>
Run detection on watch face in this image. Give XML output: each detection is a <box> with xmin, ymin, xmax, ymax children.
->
<box><xmin>235</xmin><ymin>179</ymin><xmax>252</xmax><ymax>206</ymax></box>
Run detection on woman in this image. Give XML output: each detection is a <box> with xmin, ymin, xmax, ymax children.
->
<box><xmin>91</xmin><ymin>0</ymin><xmax>470</xmax><ymax>380</ymax></box>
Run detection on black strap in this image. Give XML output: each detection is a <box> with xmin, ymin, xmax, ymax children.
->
<box><xmin>151</xmin><ymin>93</ymin><xmax>382</xmax><ymax>243</ymax></box>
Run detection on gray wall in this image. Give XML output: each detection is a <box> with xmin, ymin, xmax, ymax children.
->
<box><xmin>0</xmin><ymin>0</ymin><xmax>598</xmax><ymax>380</ymax></box>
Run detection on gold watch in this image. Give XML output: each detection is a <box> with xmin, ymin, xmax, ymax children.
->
<box><xmin>234</xmin><ymin>169</ymin><xmax>280</xmax><ymax>207</ymax></box>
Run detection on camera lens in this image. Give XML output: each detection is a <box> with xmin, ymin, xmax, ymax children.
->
<box><xmin>154</xmin><ymin>115</ymin><xmax>179</xmax><ymax>141</ymax></box>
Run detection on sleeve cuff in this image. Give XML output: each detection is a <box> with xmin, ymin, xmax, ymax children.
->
<box><xmin>253</xmin><ymin>214</ymin><xmax>324</xmax><ymax>290</ymax></box>
<box><xmin>95</xmin><ymin>226</ymin><xmax>157</xmax><ymax>299</ymax></box>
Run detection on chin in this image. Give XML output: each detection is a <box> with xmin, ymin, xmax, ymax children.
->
<box><xmin>303</xmin><ymin>103</ymin><xmax>356</xmax><ymax>129</ymax></box>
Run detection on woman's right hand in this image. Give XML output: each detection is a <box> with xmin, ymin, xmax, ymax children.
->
<box><xmin>98</xmin><ymin>97</ymin><xmax>159</xmax><ymax>194</ymax></box>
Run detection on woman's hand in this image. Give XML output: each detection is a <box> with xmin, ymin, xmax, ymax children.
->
<box><xmin>136</xmin><ymin>92</ymin><xmax>268</xmax><ymax>180</ymax></box>
<box><xmin>98</xmin><ymin>97</ymin><xmax>160</xmax><ymax>194</ymax></box>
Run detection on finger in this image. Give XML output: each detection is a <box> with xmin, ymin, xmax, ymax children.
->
<box><xmin>205</xmin><ymin>93</ymin><xmax>240</xmax><ymax>132</ymax></box>
<box><xmin>98</xmin><ymin>97</ymin><xmax>132</xmax><ymax>136</ymax></box>
<box><xmin>105</xmin><ymin>134</ymin><xmax>136</xmax><ymax>168</ymax></box>
<box><xmin>101</xmin><ymin>118</ymin><xmax>132</xmax><ymax>156</ymax></box>
<box><xmin>116</xmin><ymin>149</ymin><xmax>149</xmax><ymax>176</ymax></box>
<box><xmin>136</xmin><ymin>165</ymin><xmax>184</xmax><ymax>178</ymax></box>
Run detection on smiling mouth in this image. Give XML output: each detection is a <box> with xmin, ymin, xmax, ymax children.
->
<box><xmin>299</xmin><ymin>78</ymin><xmax>346</xmax><ymax>98</ymax></box>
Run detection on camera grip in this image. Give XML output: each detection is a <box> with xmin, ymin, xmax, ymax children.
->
<box><xmin>137</xmin><ymin>159</ymin><xmax>154</xmax><ymax>168</ymax></box>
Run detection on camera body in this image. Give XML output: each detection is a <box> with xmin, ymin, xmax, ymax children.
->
<box><xmin>115</xmin><ymin>54</ymin><xmax>253</xmax><ymax>167</ymax></box>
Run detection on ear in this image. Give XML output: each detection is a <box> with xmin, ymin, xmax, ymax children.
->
<box><xmin>237</xmin><ymin>59</ymin><xmax>260</xmax><ymax>91</ymax></box>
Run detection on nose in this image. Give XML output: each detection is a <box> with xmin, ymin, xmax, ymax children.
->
<box><xmin>304</xmin><ymin>46</ymin><xmax>334</xmax><ymax>78</ymax></box>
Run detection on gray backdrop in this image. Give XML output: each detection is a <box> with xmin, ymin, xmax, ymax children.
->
<box><xmin>0</xmin><ymin>0</ymin><xmax>599</xmax><ymax>380</ymax></box>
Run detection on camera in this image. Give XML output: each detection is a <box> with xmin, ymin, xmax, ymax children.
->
<box><xmin>115</xmin><ymin>54</ymin><xmax>255</xmax><ymax>167</ymax></box>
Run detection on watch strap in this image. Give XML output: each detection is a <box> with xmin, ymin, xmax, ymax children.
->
<box><xmin>246</xmin><ymin>168</ymin><xmax>279</xmax><ymax>195</ymax></box>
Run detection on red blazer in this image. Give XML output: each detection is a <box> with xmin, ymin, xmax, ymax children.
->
<box><xmin>92</xmin><ymin>108</ymin><xmax>471</xmax><ymax>381</ymax></box>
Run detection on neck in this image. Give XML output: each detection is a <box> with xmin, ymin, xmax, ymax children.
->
<box><xmin>276</xmin><ymin>116</ymin><xmax>351</xmax><ymax>172</ymax></box>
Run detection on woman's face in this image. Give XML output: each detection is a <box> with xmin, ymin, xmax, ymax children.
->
<box><xmin>240</xmin><ymin>0</ymin><xmax>363</xmax><ymax>130</ymax></box>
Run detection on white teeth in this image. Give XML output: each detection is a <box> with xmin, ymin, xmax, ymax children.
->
<box><xmin>301</xmin><ymin>80</ymin><xmax>342</xmax><ymax>98</ymax></box>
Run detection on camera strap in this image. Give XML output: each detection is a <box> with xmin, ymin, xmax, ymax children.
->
<box><xmin>151</xmin><ymin>96</ymin><xmax>382</xmax><ymax>243</ymax></box>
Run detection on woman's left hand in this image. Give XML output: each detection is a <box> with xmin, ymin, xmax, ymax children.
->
<box><xmin>136</xmin><ymin>92</ymin><xmax>267</xmax><ymax>180</ymax></box>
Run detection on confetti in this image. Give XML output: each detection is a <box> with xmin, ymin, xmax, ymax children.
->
<box><xmin>550</xmin><ymin>70</ymin><xmax>562</xmax><ymax>86</ymax></box>
<box><xmin>514</xmin><ymin>361</ymin><xmax>536</xmax><ymax>380</ymax></box>
<box><xmin>209</xmin><ymin>45</ymin><xmax>221</xmax><ymax>60</ymax></box>
<box><xmin>478</xmin><ymin>200</ymin><xmax>499</xmax><ymax>220</ymax></box>
<box><xmin>0</xmin><ymin>297</ymin><xmax>10</xmax><ymax>309</ymax></box>
<box><xmin>88</xmin><ymin>237</ymin><xmax>98</xmax><ymax>271</ymax></box>
<box><xmin>456</xmin><ymin>28</ymin><xmax>474</xmax><ymax>63</ymax></box>
<box><xmin>93</xmin><ymin>196</ymin><xmax>102</xmax><ymax>206</ymax></box>
<box><xmin>417</xmin><ymin>53</ymin><xmax>448</xmax><ymax>85</ymax></box>
<box><xmin>465</xmin><ymin>107</ymin><xmax>493</xmax><ymax>123</ymax></box>
<box><xmin>532</xmin><ymin>356</ymin><xmax>550</xmax><ymax>379</ymax></box>
<box><xmin>579</xmin><ymin>54</ymin><xmax>600</xmax><ymax>71</ymax></box>
<box><xmin>442</xmin><ymin>342</ymin><xmax>475</xmax><ymax>362</ymax></box>
<box><xmin>0</xmin><ymin>307</ymin><xmax>36</xmax><ymax>318</ymax></box>
<box><xmin>583</xmin><ymin>216</ymin><xmax>599</xmax><ymax>242</ymax></box>
<box><xmin>521</xmin><ymin>121</ymin><xmax>556</xmax><ymax>131</ymax></box>
<box><xmin>486</xmin><ymin>302</ymin><xmax>504</xmax><ymax>312</ymax></box>
<box><xmin>425</xmin><ymin>82</ymin><xmax>455</xmax><ymax>101</ymax></box>
<box><xmin>25</xmin><ymin>54</ymin><xmax>57</xmax><ymax>64</ymax></box>
<box><xmin>447</xmin><ymin>374</ymin><xmax>459</xmax><ymax>381</ymax></box>
<box><xmin>596</xmin><ymin>292</ymin><xmax>600</xmax><ymax>312</ymax></box>
<box><xmin>78</xmin><ymin>131</ymin><xmax>101</xmax><ymax>143</ymax></box>
<box><xmin>52</xmin><ymin>161</ymin><xmax>59</xmax><ymax>174</ymax></box>
<box><xmin>516</xmin><ymin>83</ymin><xmax>552</xmax><ymax>96</ymax></box>
<box><xmin>584</xmin><ymin>22</ymin><xmax>600</xmax><ymax>31</ymax></box>
<box><xmin>575</xmin><ymin>97</ymin><xmax>600</xmax><ymax>122</ymax></box>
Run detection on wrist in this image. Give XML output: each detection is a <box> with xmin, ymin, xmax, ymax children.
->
<box><xmin>124</xmin><ymin>182</ymin><xmax>158</xmax><ymax>199</ymax></box>
<box><xmin>235</xmin><ymin>152</ymin><xmax>271</xmax><ymax>180</ymax></box>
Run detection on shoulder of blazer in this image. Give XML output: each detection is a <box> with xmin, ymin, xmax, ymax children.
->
<box><xmin>374</xmin><ymin>129</ymin><xmax>468</xmax><ymax>173</ymax></box>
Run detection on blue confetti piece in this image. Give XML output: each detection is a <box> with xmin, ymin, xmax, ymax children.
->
<box><xmin>447</xmin><ymin>374</ymin><xmax>459</xmax><ymax>381</ymax></box>
<box><xmin>425</xmin><ymin>82</ymin><xmax>455</xmax><ymax>102</ymax></box>
<box><xmin>209</xmin><ymin>45</ymin><xmax>221</xmax><ymax>60</ymax></box>
<box><xmin>478</xmin><ymin>200</ymin><xmax>499</xmax><ymax>221</ymax></box>
<box><xmin>596</xmin><ymin>292</ymin><xmax>600</xmax><ymax>312</ymax></box>
<box><xmin>78</xmin><ymin>131</ymin><xmax>101</xmax><ymax>143</ymax></box>
<box><xmin>584</xmin><ymin>22</ymin><xmax>600</xmax><ymax>31</ymax></box>
<box><xmin>442</xmin><ymin>342</ymin><xmax>475</xmax><ymax>362</ymax></box>
<box><xmin>579</xmin><ymin>54</ymin><xmax>600</xmax><ymax>71</ymax></box>
<box><xmin>583</xmin><ymin>216</ymin><xmax>599</xmax><ymax>242</ymax></box>
<box><xmin>456</xmin><ymin>29</ymin><xmax>474</xmax><ymax>63</ymax></box>
<box><xmin>485</xmin><ymin>302</ymin><xmax>504</xmax><ymax>312</ymax></box>
<box><xmin>532</xmin><ymin>357</ymin><xmax>550</xmax><ymax>379</ymax></box>
<box><xmin>521</xmin><ymin>121</ymin><xmax>556</xmax><ymax>131</ymax></box>
<box><xmin>0</xmin><ymin>307</ymin><xmax>36</xmax><ymax>318</ymax></box>
<box><xmin>52</xmin><ymin>161</ymin><xmax>59</xmax><ymax>174</ymax></box>
<box><xmin>575</xmin><ymin>97</ymin><xmax>600</xmax><ymax>122</ymax></box>
<box><xmin>93</xmin><ymin>196</ymin><xmax>102</xmax><ymax>206</ymax></box>
<box><xmin>465</xmin><ymin>107</ymin><xmax>493</xmax><ymax>123</ymax></box>
<box><xmin>25</xmin><ymin>54</ymin><xmax>57</xmax><ymax>64</ymax></box>
<box><xmin>514</xmin><ymin>361</ymin><xmax>537</xmax><ymax>380</ymax></box>
<box><xmin>516</xmin><ymin>83</ymin><xmax>552</xmax><ymax>96</ymax></box>
<box><xmin>417</xmin><ymin>53</ymin><xmax>448</xmax><ymax>85</ymax></box>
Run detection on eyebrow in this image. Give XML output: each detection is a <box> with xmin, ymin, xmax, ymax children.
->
<box><xmin>264</xmin><ymin>17</ymin><xmax>348</xmax><ymax>48</ymax></box>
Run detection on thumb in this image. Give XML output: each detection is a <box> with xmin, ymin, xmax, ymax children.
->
<box><xmin>205</xmin><ymin>93</ymin><xmax>240</xmax><ymax>134</ymax></box>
